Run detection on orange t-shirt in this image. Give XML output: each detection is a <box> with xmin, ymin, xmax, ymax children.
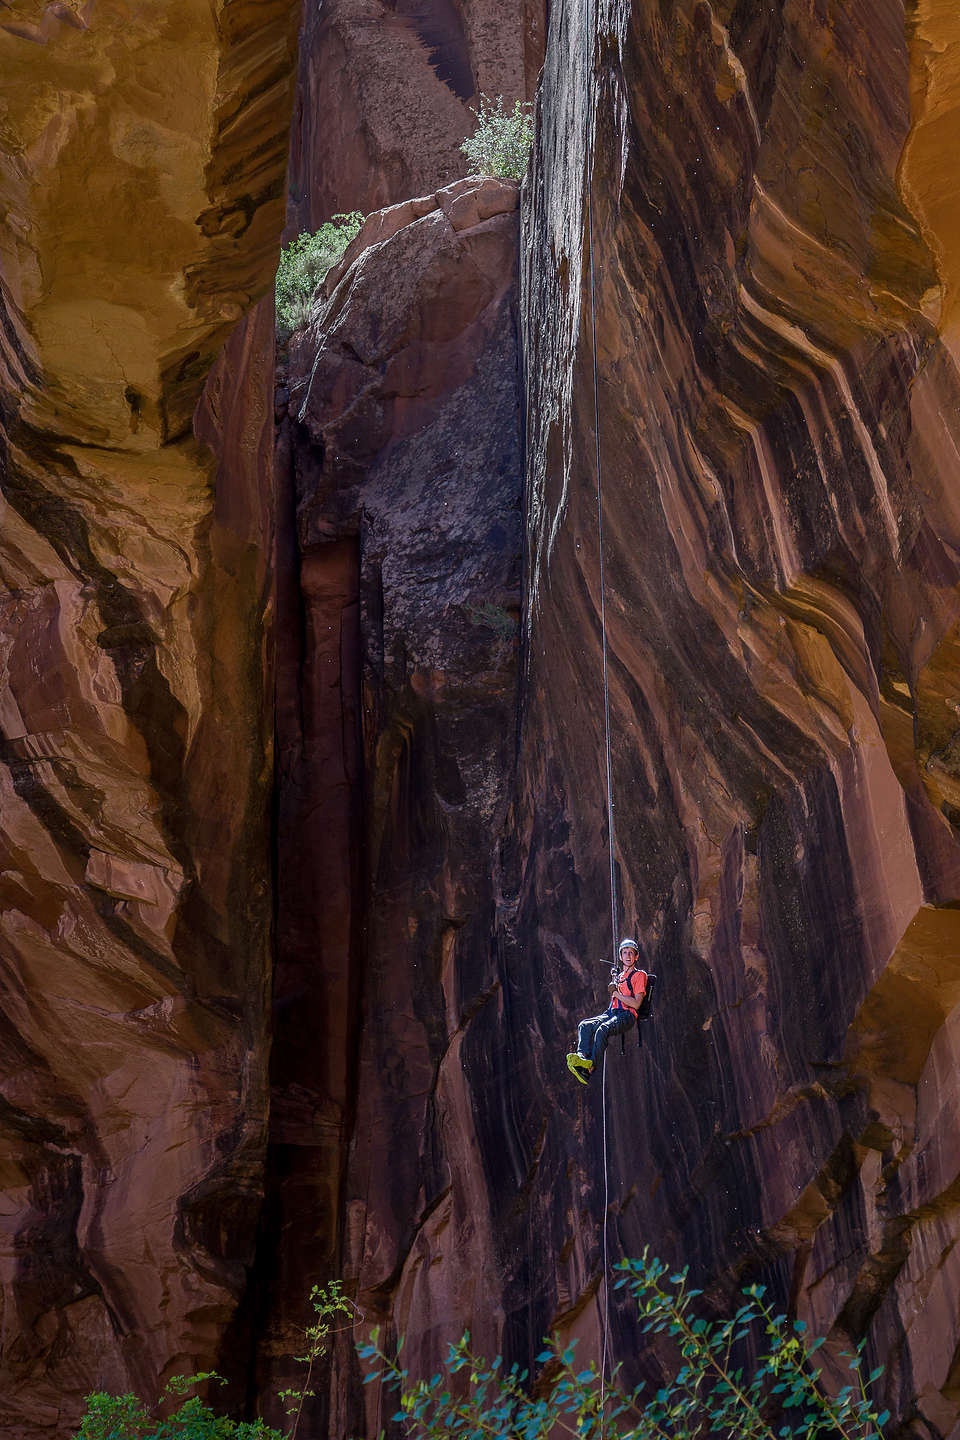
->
<box><xmin>611</xmin><ymin>967</ymin><xmax>647</xmax><ymax>1013</ymax></box>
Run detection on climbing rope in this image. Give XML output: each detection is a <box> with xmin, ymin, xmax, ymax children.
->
<box><xmin>583</xmin><ymin>0</ymin><xmax>617</xmax><ymax>1420</ymax></box>
<box><xmin>586</xmin><ymin>25</ymin><xmax>618</xmax><ymax>1009</ymax></box>
<box><xmin>600</xmin><ymin>1041</ymin><xmax>611</xmax><ymax>1418</ymax></box>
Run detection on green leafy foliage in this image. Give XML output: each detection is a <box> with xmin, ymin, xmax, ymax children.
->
<box><xmin>73</xmin><ymin>1262</ymin><xmax>889</xmax><ymax>1440</ymax></box>
<box><xmin>73</xmin><ymin>1283</ymin><xmax>356</xmax><ymax>1440</ymax></box>
<box><xmin>74</xmin><ymin>1374</ymin><xmax>284</xmax><ymax>1440</ymax></box>
<box><xmin>358</xmin><ymin>1251</ymin><xmax>889</xmax><ymax>1440</ymax></box>
<box><xmin>278</xmin><ymin>1280</ymin><xmax>357</xmax><ymax>1440</ymax></box>
<box><xmin>275</xmin><ymin>213</ymin><xmax>364</xmax><ymax>336</ymax></box>
<box><xmin>460</xmin><ymin>94</ymin><xmax>534</xmax><ymax>180</ymax></box>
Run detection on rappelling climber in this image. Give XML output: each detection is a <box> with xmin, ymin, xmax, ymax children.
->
<box><xmin>566</xmin><ymin>938</ymin><xmax>648</xmax><ymax>1084</ymax></box>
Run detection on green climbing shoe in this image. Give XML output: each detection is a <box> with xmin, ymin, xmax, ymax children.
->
<box><xmin>566</xmin><ymin>1052</ymin><xmax>593</xmax><ymax>1084</ymax></box>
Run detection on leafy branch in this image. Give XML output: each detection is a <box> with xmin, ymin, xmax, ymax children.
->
<box><xmin>355</xmin><ymin>1251</ymin><xmax>890</xmax><ymax>1440</ymax></box>
<box><xmin>278</xmin><ymin>1280</ymin><xmax>359</xmax><ymax>1440</ymax></box>
<box><xmin>74</xmin><ymin>1284</ymin><xmax>359</xmax><ymax>1440</ymax></box>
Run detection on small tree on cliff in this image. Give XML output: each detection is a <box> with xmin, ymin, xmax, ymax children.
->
<box><xmin>460</xmin><ymin>94</ymin><xmax>534</xmax><ymax>179</ymax></box>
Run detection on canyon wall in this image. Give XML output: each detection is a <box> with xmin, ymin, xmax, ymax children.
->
<box><xmin>269</xmin><ymin>176</ymin><xmax>524</xmax><ymax>1435</ymax></box>
<box><xmin>5</xmin><ymin>0</ymin><xmax>960</xmax><ymax>1437</ymax></box>
<box><xmin>0</xmin><ymin>3</ymin><xmax>298</xmax><ymax>1432</ymax></box>
<box><xmin>283</xmin><ymin>2</ymin><xmax>960</xmax><ymax>1438</ymax></box>
<box><xmin>513</xmin><ymin>0</ymin><xmax>960</xmax><ymax>1434</ymax></box>
<box><xmin>0</xmin><ymin>0</ymin><xmax>544</xmax><ymax>1432</ymax></box>
<box><xmin>285</xmin><ymin>0</ymin><xmax>545</xmax><ymax>229</ymax></box>
<box><xmin>262</xmin><ymin>0</ymin><xmax>542</xmax><ymax>1430</ymax></box>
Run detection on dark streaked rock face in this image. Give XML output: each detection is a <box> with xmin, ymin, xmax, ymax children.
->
<box><xmin>510</xmin><ymin>1</ymin><xmax>960</xmax><ymax>1434</ymax></box>
<box><xmin>238</xmin><ymin>2</ymin><xmax>960</xmax><ymax>1433</ymax></box>
<box><xmin>269</xmin><ymin>176</ymin><xmax>524</xmax><ymax>1434</ymax></box>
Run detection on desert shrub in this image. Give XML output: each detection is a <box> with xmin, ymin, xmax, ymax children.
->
<box><xmin>359</xmin><ymin>1251</ymin><xmax>889</xmax><ymax>1439</ymax></box>
<box><xmin>275</xmin><ymin>213</ymin><xmax>364</xmax><ymax>336</ymax></box>
<box><xmin>460</xmin><ymin>94</ymin><xmax>534</xmax><ymax>179</ymax></box>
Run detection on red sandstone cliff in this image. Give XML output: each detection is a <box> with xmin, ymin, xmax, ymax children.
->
<box><xmin>271</xmin><ymin>175</ymin><xmax>524</xmax><ymax>1435</ymax></box>
<box><xmin>281</xmin><ymin>3</ymin><xmax>960</xmax><ymax>1437</ymax></box>
<box><xmin>0</xmin><ymin>2</ymin><xmax>298</xmax><ymax>1431</ymax></box>
<box><xmin>4</xmin><ymin>0</ymin><xmax>960</xmax><ymax>1438</ymax></box>
<box><xmin>515</xmin><ymin>1</ymin><xmax>960</xmax><ymax>1434</ymax></box>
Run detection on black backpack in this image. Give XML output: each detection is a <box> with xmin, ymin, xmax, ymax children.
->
<box><xmin>619</xmin><ymin>972</ymin><xmax>657</xmax><ymax>1052</ymax></box>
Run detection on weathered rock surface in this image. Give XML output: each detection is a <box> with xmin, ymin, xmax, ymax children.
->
<box><xmin>253</xmin><ymin>2</ymin><xmax>960</xmax><ymax>1437</ymax></box>
<box><xmin>273</xmin><ymin>3</ymin><xmax>960</xmax><ymax>1438</ymax></box>
<box><xmin>270</xmin><ymin>174</ymin><xmax>523</xmax><ymax>1435</ymax></box>
<box><xmin>510</xmin><ymin>0</ymin><xmax>960</xmax><ymax>1434</ymax></box>
<box><xmin>0</xmin><ymin>0</ymin><xmax>539</xmax><ymax>1431</ymax></box>
<box><xmin>0</xmin><ymin>3</ymin><xmax>297</xmax><ymax>1432</ymax></box>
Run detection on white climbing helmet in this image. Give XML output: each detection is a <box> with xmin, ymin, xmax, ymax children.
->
<box><xmin>618</xmin><ymin>937</ymin><xmax>639</xmax><ymax>955</ymax></box>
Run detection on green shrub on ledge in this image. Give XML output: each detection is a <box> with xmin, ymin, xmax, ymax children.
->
<box><xmin>275</xmin><ymin>213</ymin><xmax>364</xmax><ymax>337</ymax></box>
<box><xmin>460</xmin><ymin>93</ymin><xmax>534</xmax><ymax>179</ymax></box>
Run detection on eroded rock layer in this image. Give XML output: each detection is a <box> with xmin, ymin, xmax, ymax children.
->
<box><xmin>0</xmin><ymin>3</ymin><xmax>298</xmax><ymax>1431</ymax></box>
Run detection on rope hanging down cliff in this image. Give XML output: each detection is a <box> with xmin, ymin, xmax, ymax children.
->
<box><xmin>583</xmin><ymin>0</ymin><xmax>616</xmax><ymax>1411</ymax></box>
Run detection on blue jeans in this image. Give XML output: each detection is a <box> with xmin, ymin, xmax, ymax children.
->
<box><xmin>577</xmin><ymin>1007</ymin><xmax>634</xmax><ymax>1064</ymax></box>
